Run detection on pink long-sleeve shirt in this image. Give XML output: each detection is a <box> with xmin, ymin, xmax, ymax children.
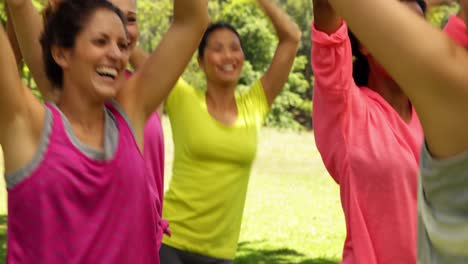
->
<box><xmin>444</xmin><ymin>15</ymin><xmax>468</xmax><ymax>47</ymax></box>
<box><xmin>311</xmin><ymin>22</ymin><xmax>423</xmax><ymax>264</ymax></box>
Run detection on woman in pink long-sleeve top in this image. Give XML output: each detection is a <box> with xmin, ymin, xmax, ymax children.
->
<box><xmin>311</xmin><ymin>1</ymin><xmax>426</xmax><ymax>263</ymax></box>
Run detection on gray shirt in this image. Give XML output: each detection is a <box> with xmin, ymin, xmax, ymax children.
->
<box><xmin>418</xmin><ymin>143</ymin><xmax>468</xmax><ymax>263</ymax></box>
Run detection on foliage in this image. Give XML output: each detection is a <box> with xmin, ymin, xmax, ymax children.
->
<box><xmin>427</xmin><ymin>2</ymin><xmax>460</xmax><ymax>28</ymax></box>
<box><xmin>0</xmin><ymin>2</ymin><xmax>5</xmax><ymax>26</ymax></box>
<box><xmin>137</xmin><ymin>0</ymin><xmax>172</xmax><ymax>52</ymax></box>
<box><xmin>134</xmin><ymin>0</ymin><xmax>313</xmax><ymax>130</ymax></box>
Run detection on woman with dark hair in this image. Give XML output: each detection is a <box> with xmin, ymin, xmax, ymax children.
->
<box><xmin>0</xmin><ymin>0</ymin><xmax>208</xmax><ymax>262</ymax></box>
<box><xmin>6</xmin><ymin>0</ymin><xmax>175</xmax><ymax>249</ymax></box>
<box><xmin>158</xmin><ymin>1</ymin><xmax>300</xmax><ymax>263</ymax></box>
<box><xmin>323</xmin><ymin>0</ymin><xmax>468</xmax><ymax>261</ymax></box>
<box><xmin>310</xmin><ymin>0</ymin><xmax>426</xmax><ymax>263</ymax></box>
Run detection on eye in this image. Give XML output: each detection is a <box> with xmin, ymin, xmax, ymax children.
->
<box><xmin>118</xmin><ymin>41</ymin><xmax>129</xmax><ymax>52</ymax></box>
<box><xmin>92</xmin><ymin>38</ymin><xmax>107</xmax><ymax>46</ymax></box>
<box><xmin>210</xmin><ymin>44</ymin><xmax>223</xmax><ymax>52</ymax></box>
<box><xmin>231</xmin><ymin>45</ymin><xmax>242</xmax><ymax>52</ymax></box>
<box><xmin>127</xmin><ymin>16</ymin><xmax>137</xmax><ymax>23</ymax></box>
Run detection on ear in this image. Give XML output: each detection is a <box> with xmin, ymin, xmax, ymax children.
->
<box><xmin>51</xmin><ymin>46</ymin><xmax>70</xmax><ymax>69</ymax></box>
<box><xmin>197</xmin><ymin>56</ymin><xmax>205</xmax><ymax>70</ymax></box>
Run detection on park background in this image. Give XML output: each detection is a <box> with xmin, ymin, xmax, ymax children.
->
<box><xmin>0</xmin><ymin>0</ymin><xmax>461</xmax><ymax>263</ymax></box>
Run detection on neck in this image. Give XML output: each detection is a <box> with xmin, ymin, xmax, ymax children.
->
<box><xmin>205</xmin><ymin>81</ymin><xmax>237</xmax><ymax>109</ymax></box>
<box><xmin>368</xmin><ymin>73</ymin><xmax>412</xmax><ymax>123</ymax></box>
<box><xmin>57</xmin><ymin>82</ymin><xmax>106</xmax><ymax>134</ymax></box>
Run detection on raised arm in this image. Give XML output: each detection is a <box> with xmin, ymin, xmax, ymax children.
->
<box><xmin>5</xmin><ymin>2</ymin><xmax>23</xmax><ymax>68</ymax></box>
<box><xmin>120</xmin><ymin>0</ymin><xmax>209</xmax><ymax>124</ymax></box>
<box><xmin>327</xmin><ymin>0</ymin><xmax>468</xmax><ymax>158</ymax></box>
<box><xmin>7</xmin><ymin>0</ymin><xmax>57</xmax><ymax>102</ymax></box>
<box><xmin>129</xmin><ymin>47</ymin><xmax>150</xmax><ymax>71</ymax></box>
<box><xmin>128</xmin><ymin>47</ymin><xmax>166</xmax><ymax>115</ymax></box>
<box><xmin>461</xmin><ymin>0</ymin><xmax>468</xmax><ymax>21</ymax></box>
<box><xmin>0</xmin><ymin>20</ymin><xmax>44</xmax><ymax>173</ymax></box>
<box><xmin>0</xmin><ymin>20</ymin><xmax>25</xmax><ymax>135</ymax></box>
<box><xmin>258</xmin><ymin>0</ymin><xmax>301</xmax><ymax>105</ymax></box>
<box><xmin>310</xmin><ymin>0</ymin><xmax>357</xmax><ymax>96</ymax></box>
<box><xmin>312</xmin><ymin>0</ymin><xmax>342</xmax><ymax>34</ymax></box>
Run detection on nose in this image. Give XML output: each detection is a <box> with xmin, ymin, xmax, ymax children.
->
<box><xmin>223</xmin><ymin>49</ymin><xmax>234</xmax><ymax>60</ymax></box>
<box><xmin>108</xmin><ymin>42</ymin><xmax>126</xmax><ymax>60</ymax></box>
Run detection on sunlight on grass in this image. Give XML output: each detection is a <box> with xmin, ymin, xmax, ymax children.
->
<box><xmin>234</xmin><ymin>128</ymin><xmax>344</xmax><ymax>263</ymax></box>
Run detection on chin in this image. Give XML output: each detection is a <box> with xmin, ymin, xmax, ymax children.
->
<box><xmin>219</xmin><ymin>75</ymin><xmax>241</xmax><ymax>84</ymax></box>
<box><xmin>95</xmin><ymin>86</ymin><xmax>120</xmax><ymax>101</ymax></box>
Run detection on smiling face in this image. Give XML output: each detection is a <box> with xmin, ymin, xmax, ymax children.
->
<box><xmin>58</xmin><ymin>8</ymin><xmax>130</xmax><ymax>100</ymax></box>
<box><xmin>199</xmin><ymin>28</ymin><xmax>245</xmax><ymax>87</ymax></box>
<box><xmin>110</xmin><ymin>0</ymin><xmax>139</xmax><ymax>51</ymax></box>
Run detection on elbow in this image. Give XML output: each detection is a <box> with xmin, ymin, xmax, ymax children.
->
<box><xmin>291</xmin><ymin>27</ymin><xmax>302</xmax><ymax>45</ymax></box>
<box><xmin>282</xmin><ymin>26</ymin><xmax>302</xmax><ymax>48</ymax></box>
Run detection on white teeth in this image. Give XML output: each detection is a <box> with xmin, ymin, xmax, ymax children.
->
<box><xmin>222</xmin><ymin>64</ymin><xmax>234</xmax><ymax>72</ymax></box>
<box><xmin>96</xmin><ymin>66</ymin><xmax>118</xmax><ymax>78</ymax></box>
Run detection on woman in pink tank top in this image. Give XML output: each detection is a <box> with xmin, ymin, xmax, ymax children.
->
<box><xmin>311</xmin><ymin>1</ymin><xmax>425</xmax><ymax>263</ymax></box>
<box><xmin>6</xmin><ymin>0</ymin><xmax>169</xmax><ymax>248</ymax></box>
<box><xmin>0</xmin><ymin>0</ymin><xmax>208</xmax><ymax>263</ymax></box>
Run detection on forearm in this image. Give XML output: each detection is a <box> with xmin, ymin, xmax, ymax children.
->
<box><xmin>258</xmin><ymin>0</ymin><xmax>301</xmax><ymax>43</ymax></box>
<box><xmin>7</xmin><ymin>0</ymin><xmax>55</xmax><ymax>100</ymax></box>
<box><xmin>5</xmin><ymin>3</ymin><xmax>23</xmax><ymax>68</ymax></box>
<box><xmin>173</xmin><ymin>0</ymin><xmax>209</xmax><ymax>27</ymax></box>
<box><xmin>460</xmin><ymin>0</ymin><xmax>468</xmax><ymax>21</ymax></box>
<box><xmin>312</xmin><ymin>0</ymin><xmax>342</xmax><ymax>34</ymax></box>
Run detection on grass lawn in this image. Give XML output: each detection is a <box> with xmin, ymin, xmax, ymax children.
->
<box><xmin>0</xmin><ymin>118</ymin><xmax>345</xmax><ymax>263</ymax></box>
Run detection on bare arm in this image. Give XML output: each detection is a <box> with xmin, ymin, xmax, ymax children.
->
<box><xmin>312</xmin><ymin>0</ymin><xmax>342</xmax><ymax>34</ymax></box>
<box><xmin>7</xmin><ymin>0</ymin><xmax>57</xmax><ymax>102</ymax></box>
<box><xmin>128</xmin><ymin>47</ymin><xmax>166</xmax><ymax>115</ymax></box>
<box><xmin>258</xmin><ymin>0</ymin><xmax>301</xmax><ymax>105</ymax></box>
<box><xmin>0</xmin><ymin>20</ymin><xmax>45</xmax><ymax>173</ymax></box>
<box><xmin>129</xmin><ymin>47</ymin><xmax>150</xmax><ymax>71</ymax></box>
<box><xmin>5</xmin><ymin>2</ymin><xmax>23</xmax><ymax>69</ymax></box>
<box><xmin>0</xmin><ymin>21</ymin><xmax>25</xmax><ymax>129</ymax></box>
<box><xmin>461</xmin><ymin>0</ymin><xmax>468</xmax><ymax>21</ymax></box>
<box><xmin>119</xmin><ymin>0</ymin><xmax>209</xmax><ymax>134</ymax></box>
<box><xmin>327</xmin><ymin>0</ymin><xmax>468</xmax><ymax>158</ymax></box>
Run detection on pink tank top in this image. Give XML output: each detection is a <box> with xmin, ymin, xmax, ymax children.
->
<box><xmin>7</xmin><ymin>103</ymin><xmax>160</xmax><ymax>263</ymax></box>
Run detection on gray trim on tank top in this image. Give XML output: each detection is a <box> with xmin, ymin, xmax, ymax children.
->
<box><xmin>52</xmin><ymin>104</ymin><xmax>118</xmax><ymax>161</ymax></box>
<box><xmin>6</xmin><ymin>107</ymin><xmax>53</xmax><ymax>189</ymax></box>
<box><xmin>108</xmin><ymin>100</ymin><xmax>137</xmax><ymax>139</ymax></box>
<box><xmin>4</xmin><ymin>103</ymin><xmax>130</xmax><ymax>189</ymax></box>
